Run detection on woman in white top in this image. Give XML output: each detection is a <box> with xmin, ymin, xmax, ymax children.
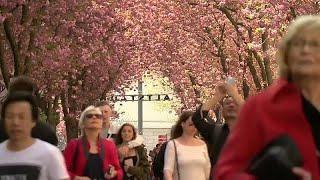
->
<box><xmin>164</xmin><ymin>111</ymin><xmax>211</xmax><ymax>180</ymax></box>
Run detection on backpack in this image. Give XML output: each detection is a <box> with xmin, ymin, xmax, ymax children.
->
<box><xmin>152</xmin><ymin>141</ymin><xmax>168</xmax><ymax>179</ymax></box>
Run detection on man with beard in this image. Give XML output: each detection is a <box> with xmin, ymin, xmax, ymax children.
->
<box><xmin>192</xmin><ymin>82</ymin><xmax>244</xmax><ymax>167</ymax></box>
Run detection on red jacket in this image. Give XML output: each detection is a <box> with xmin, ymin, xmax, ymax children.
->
<box><xmin>214</xmin><ymin>79</ymin><xmax>320</xmax><ymax>180</ymax></box>
<box><xmin>64</xmin><ymin>138</ymin><xmax>123</xmax><ymax>180</ymax></box>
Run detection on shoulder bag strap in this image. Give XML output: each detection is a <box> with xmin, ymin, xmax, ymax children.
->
<box><xmin>172</xmin><ymin>140</ymin><xmax>180</xmax><ymax>180</ymax></box>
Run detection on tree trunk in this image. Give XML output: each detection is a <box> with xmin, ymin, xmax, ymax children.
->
<box><xmin>261</xmin><ymin>30</ymin><xmax>273</xmax><ymax>85</ymax></box>
<box><xmin>0</xmin><ymin>27</ymin><xmax>10</xmax><ymax>87</ymax></box>
<box><xmin>64</xmin><ymin>116</ymin><xmax>78</xmax><ymax>141</ymax></box>
<box><xmin>252</xmin><ymin>50</ymin><xmax>267</xmax><ymax>87</ymax></box>
<box><xmin>61</xmin><ymin>93</ymin><xmax>78</xmax><ymax>141</ymax></box>
<box><xmin>46</xmin><ymin>96</ymin><xmax>59</xmax><ymax>131</ymax></box>
<box><xmin>246</xmin><ymin>52</ymin><xmax>262</xmax><ymax>91</ymax></box>
<box><xmin>188</xmin><ymin>72</ymin><xmax>201</xmax><ymax>104</ymax></box>
<box><xmin>205</xmin><ymin>27</ymin><xmax>228</xmax><ymax>75</ymax></box>
<box><xmin>242</xmin><ymin>79</ymin><xmax>250</xmax><ymax>99</ymax></box>
<box><xmin>3</xmin><ymin>19</ymin><xmax>21</xmax><ymax>76</ymax></box>
<box><xmin>23</xmin><ymin>28</ymin><xmax>36</xmax><ymax>75</ymax></box>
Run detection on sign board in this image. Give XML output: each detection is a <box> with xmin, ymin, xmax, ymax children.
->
<box><xmin>111</xmin><ymin>94</ymin><xmax>171</xmax><ymax>102</ymax></box>
<box><xmin>158</xmin><ymin>134</ymin><xmax>167</xmax><ymax>144</ymax></box>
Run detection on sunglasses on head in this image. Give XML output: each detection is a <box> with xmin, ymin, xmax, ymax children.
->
<box><xmin>85</xmin><ymin>114</ymin><xmax>103</xmax><ymax>119</ymax></box>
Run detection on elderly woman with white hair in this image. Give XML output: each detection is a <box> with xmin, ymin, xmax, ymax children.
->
<box><xmin>63</xmin><ymin>106</ymin><xmax>123</xmax><ymax>180</ymax></box>
<box><xmin>214</xmin><ymin>15</ymin><xmax>320</xmax><ymax>180</ymax></box>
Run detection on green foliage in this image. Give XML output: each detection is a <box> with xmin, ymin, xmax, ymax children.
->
<box><xmin>39</xmin><ymin>109</ymin><xmax>47</xmax><ymax>122</ymax></box>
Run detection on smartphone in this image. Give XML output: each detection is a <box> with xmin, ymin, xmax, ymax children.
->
<box><xmin>226</xmin><ymin>76</ymin><xmax>235</xmax><ymax>85</ymax></box>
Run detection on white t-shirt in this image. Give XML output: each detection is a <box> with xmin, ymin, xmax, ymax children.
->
<box><xmin>101</xmin><ymin>122</ymin><xmax>119</xmax><ymax>139</ymax></box>
<box><xmin>164</xmin><ymin>140</ymin><xmax>211</xmax><ymax>180</ymax></box>
<box><xmin>0</xmin><ymin>139</ymin><xmax>69</xmax><ymax>180</ymax></box>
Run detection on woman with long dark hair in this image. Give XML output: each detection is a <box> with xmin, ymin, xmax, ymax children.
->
<box><xmin>115</xmin><ymin>123</ymin><xmax>150</xmax><ymax>180</ymax></box>
<box><xmin>164</xmin><ymin>111</ymin><xmax>210</xmax><ymax>180</ymax></box>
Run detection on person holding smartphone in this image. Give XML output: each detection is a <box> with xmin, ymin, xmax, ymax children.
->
<box><xmin>192</xmin><ymin>79</ymin><xmax>245</xmax><ymax>169</ymax></box>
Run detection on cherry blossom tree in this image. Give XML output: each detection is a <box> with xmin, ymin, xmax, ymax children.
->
<box><xmin>1</xmin><ymin>0</ymin><xmax>320</xmax><ymax>140</ymax></box>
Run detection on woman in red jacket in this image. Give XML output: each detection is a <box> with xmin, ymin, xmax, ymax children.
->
<box><xmin>214</xmin><ymin>15</ymin><xmax>320</xmax><ymax>180</ymax></box>
<box><xmin>64</xmin><ymin>106</ymin><xmax>123</xmax><ymax>180</ymax></box>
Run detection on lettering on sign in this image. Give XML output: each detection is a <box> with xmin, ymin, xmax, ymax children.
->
<box><xmin>111</xmin><ymin>94</ymin><xmax>171</xmax><ymax>102</ymax></box>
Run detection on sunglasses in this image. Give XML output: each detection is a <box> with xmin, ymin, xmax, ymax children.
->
<box><xmin>85</xmin><ymin>114</ymin><xmax>103</xmax><ymax>119</ymax></box>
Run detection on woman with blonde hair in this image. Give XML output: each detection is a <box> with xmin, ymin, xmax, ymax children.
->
<box><xmin>214</xmin><ymin>15</ymin><xmax>320</xmax><ymax>180</ymax></box>
<box><xmin>164</xmin><ymin>111</ymin><xmax>211</xmax><ymax>180</ymax></box>
<box><xmin>63</xmin><ymin>106</ymin><xmax>123</xmax><ymax>180</ymax></box>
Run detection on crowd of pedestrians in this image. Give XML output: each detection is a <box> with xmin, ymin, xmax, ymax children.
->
<box><xmin>0</xmin><ymin>15</ymin><xmax>320</xmax><ymax>180</ymax></box>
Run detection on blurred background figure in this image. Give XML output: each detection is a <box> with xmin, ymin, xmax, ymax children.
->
<box><xmin>152</xmin><ymin>126</ymin><xmax>175</xmax><ymax>180</ymax></box>
<box><xmin>0</xmin><ymin>91</ymin><xmax>69</xmax><ymax>180</ymax></box>
<box><xmin>95</xmin><ymin>101</ymin><xmax>115</xmax><ymax>139</ymax></box>
<box><xmin>63</xmin><ymin>106</ymin><xmax>123</xmax><ymax>180</ymax></box>
<box><xmin>115</xmin><ymin>123</ymin><xmax>150</xmax><ymax>180</ymax></box>
<box><xmin>150</xmin><ymin>143</ymin><xmax>161</xmax><ymax>162</ymax></box>
<box><xmin>192</xmin><ymin>82</ymin><xmax>244</xmax><ymax>169</ymax></box>
<box><xmin>0</xmin><ymin>76</ymin><xmax>58</xmax><ymax>146</ymax></box>
<box><xmin>95</xmin><ymin>101</ymin><xmax>145</xmax><ymax>163</ymax></box>
<box><xmin>214</xmin><ymin>15</ymin><xmax>320</xmax><ymax>180</ymax></box>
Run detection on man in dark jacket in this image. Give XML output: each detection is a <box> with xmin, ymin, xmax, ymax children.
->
<box><xmin>192</xmin><ymin>82</ymin><xmax>244</xmax><ymax>166</ymax></box>
<box><xmin>152</xmin><ymin>126</ymin><xmax>175</xmax><ymax>180</ymax></box>
<box><xmin>152</xmin><ymin>142</ymin><xmax>168</xmax><ymax>180</ymax></box>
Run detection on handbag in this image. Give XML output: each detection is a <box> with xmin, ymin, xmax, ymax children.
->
<box><xmin>247</xmin><ymin>134</ymin><xmax>303</xmax><ymax>180</ymax></box>
<box><xmin>172</xmin><ymin>140</ymin><xmax>180</xmax><ymax>180</ymax></box>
